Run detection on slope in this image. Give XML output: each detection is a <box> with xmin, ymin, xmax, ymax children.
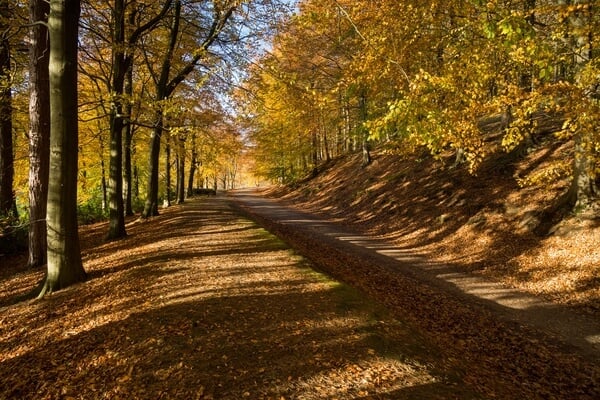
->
<box><xmin>265</xmin><ymin>144</ymin><xmax>600</xmax><ymax>313</ymax></box>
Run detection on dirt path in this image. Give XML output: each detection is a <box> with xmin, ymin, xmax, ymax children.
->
<box><xmin>1</xmin><ymin>196</ymin><xmax>480</xmax><ymax>399</ymax></box>
<box><xmin>230</xmin><ymin>188</ymin><xmax>600</xmax><ymax>399</ymax></box>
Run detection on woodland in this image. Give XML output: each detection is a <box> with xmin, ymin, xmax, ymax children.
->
<box><xmin>0</xmin><ymin>0</ymin><xmax>598</xmax><ymax>295</ymax></box>
<box><xmin>0</xmin><ymin>0</ymin><xmax>599</xmax><ymax>398</ymax></box>
<box><xmin>0</xmin><ymin>0</ymin><xmax>292</xmax><ymax>293</ymax></box>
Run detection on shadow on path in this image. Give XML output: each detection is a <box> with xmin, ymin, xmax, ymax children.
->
<box><xmin>1</xmin><ymin>196</ymin><xmax>478</xmax><ymax>399</ymax></box>
<box><xmin>230</xmin><ymin>188</ymin><xmax>600</xmax><ymax>398</ymax></box>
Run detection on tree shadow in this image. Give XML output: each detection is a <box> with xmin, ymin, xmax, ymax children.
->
<box><xmin>0</xmin><ymin>196</ymin><xmax>485</xmax><ymax>399</ymax></box>
<box><xmin>261</xmin><ymin>142</ymin><xmax>599</xmax><ymax>314</ymax></box>
<box><xmin>232</xmin><ymin>190</ymin><xmax>600</xmax><ymax>398</ymax></box>
<box><xmin>0</xmin><ymin>266</ymin><xmax>464</xmax><ymax>399</ymax></box>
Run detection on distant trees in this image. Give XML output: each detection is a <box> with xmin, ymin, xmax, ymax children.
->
<box><xmin>140</xmin><ymin>0</ymin><xmax>242</xmax><ymax>218</ymax></box>
<box><xmin>242</xmin><ymin>0</ymin><xmax>600</xmax><ymax>211</ymax></box>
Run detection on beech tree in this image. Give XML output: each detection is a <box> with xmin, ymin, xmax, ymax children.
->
<box><xmin>560</xmin><ymin>0</ymin><xmax>598</xmax><ymax>209</ymax></box>
<box><xmin>244</xmin><ymin>0</ymin><xmax>600</xmax><ymax>212</ymax></box>
<box><xmin>0</xmin><ymin>0</ymin><xmax>16</xmax><ymax>218</ymax></box>
<box><xmin>27</xmin><ymin>0</ymin><xmax>50</xmax><ymax>268</ymax></box>
<box><xmin>106</xmin><ymin>0</ymin><xmax>172</xmax><ymax>239</ymax></box>
<box><xmin>39</xmin><ymin>0</ymin><xmax>87</xmax><ymax>296</ymax></box>
<box><xmin>141</xmin><ymin>0</ymin><xmax>240</xmax><ymax>217</ymax></box>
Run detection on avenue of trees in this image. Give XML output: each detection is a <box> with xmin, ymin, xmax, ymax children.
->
<box><xmin>0</xmin><ymin>0</ymin><xmax>290</xmax><ymax>296</ymax></box>
<box><xmin>241</xmin><ymin>0</ymin><xmax>599</xmax><ymax>210</ymax></box>
<box><xmin>1</xmin><ymin>0</ymin><xmax>598</xmax><ymax>297</ymax></box>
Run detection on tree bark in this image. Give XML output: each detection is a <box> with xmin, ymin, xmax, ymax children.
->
<box><xmin>123</xmin><ymin>63</ymin><xmax>134</xmax><ymax>216</ymax></box>
<box><xmin>187</xmin><ymin>133</ymin><xmax>197</xmax><ymax>196</ymax></box>
<box><xmin>564</xmin><ymin>0</ymin><xmax>597</xmax><ymax>210</ymax></box>
<box><xmin>106</xmin><ymin>0</ymin><xmax>128</xmax><ymax>240</ymax></box>
<box><xmin>27</xmin><ymin>0</ymin><xmax>51</xmax><ymax>268</ymax></box>
<box><xmin>142</xmin><ymin>109</ymin><xmax>164</xmax><ymax>217</ymax></box>
<box><xmin>109</xmin><ymin>0</ymin><xmax>174</xmax><ymax>230</ymax></box>
<box><xmin>0</xmin><ymin>0</ymin><xmax>16</xmax><ymax>218</ymax></box>
<box><xmin>165</xmin><ymin>132</ymin><xmax>172</xmax><ymax>208</ymax></box>
<box><xmin>39</xmin><ymin>0</ymin><xmax>87</xmax><ymax>297</ymax></box>
<box><xmin>563</xmin><ymin>131</ymin><xmax>597</xmax><ymax>209</ymax></box>
<box><xmin>142</xmin><ymin>1</ymin><xmax>181</xmax><ymax>218</ymax></box>
<box><xmin>359</xmin><ymin>91</ymin><xmax>371</xmax><ymax>166</ymax></box>
<box><xmin>176</xmin><ymin>134</ymin><xmax>185</xmax><ymax>203</ymax></box>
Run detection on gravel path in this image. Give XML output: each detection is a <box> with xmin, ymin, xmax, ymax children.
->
<box><xmin>230</xmin><ymin>188</ymin><xmax>600</xmax><ymax>398</ymax></box>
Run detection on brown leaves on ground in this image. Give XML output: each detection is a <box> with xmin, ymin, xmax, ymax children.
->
<box><xmin>267</xmin><ymin>147</ymin><xmax>600</xmax><ymax>313</ymax></box>
<box><xmin>0</xmin><ymin>198</ymin><xmax>478</xmax><ymax>399</ymax></box>
<box><xmin>236</xmin><ymin>192</ymin><xmax>599</xmax><ymax>399</ymax></box>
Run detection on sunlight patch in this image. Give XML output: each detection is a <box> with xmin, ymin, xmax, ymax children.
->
<box><xmin>276</xmin><ymin>357</ymin><xmax>436</xmax><ymax>399</ymax></box>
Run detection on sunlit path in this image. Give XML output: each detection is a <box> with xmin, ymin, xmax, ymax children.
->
<box><xmin>231</xmin><ymin>188</ymin><xmax>600</xmax><ymax>398</ymax></box>
<box><xmin>0</xmin><ymin>196</ymin><xmax>475</xmax><ymax>399</ymax></box>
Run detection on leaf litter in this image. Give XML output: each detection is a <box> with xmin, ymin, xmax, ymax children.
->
<box><xmin>1</xmin><ymin>197</ymin><xmax>475</xmax><ymax>399</ymax></box>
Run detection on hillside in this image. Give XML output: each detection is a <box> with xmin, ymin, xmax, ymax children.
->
<box><xmin>265</xmin><ymin>146</ymin><xmax>600</xmax><ymax>313</ymax></box>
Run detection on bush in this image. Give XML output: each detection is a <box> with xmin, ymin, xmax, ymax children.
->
<box><xmin>131</xmin><ymin>197</ymin><xmax>145</xmax><ymax>214</ymax></box>
<box><xmin>78</xmin><ymin>197</ymin><xmax>108</xmax><ymax>225</ymax></box>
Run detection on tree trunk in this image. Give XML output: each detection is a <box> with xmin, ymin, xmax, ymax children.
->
<box><xmin>106</xmin><ymin>0</ymin><xmax>127</xmax><ymax>240</ymax></box>
<box><xmin>142</xmin><ymin>112</ymin><xmax>163</xmax><ymax>217</ymax></box>
<box><xmin>563</xmin><ymin>0</ymin><xmax>597</xmax><ymax>210</ymax></box>
<box><xmin>187</xmin><ymin>134</ymin><xmax>197</xmax><ymax>196</ymax></box>
<box><xmin>322</xmin><ymin>125</ymin><xmax>331</xmax><ymax>162</ymax></box>
<box><xmin>0</xmin><ymin>0</ymin><xmax>16</xmax><ymax>218</ymax></box>
<box><xmin>123</xmin><ymin>63</ymin><xmax>134</xmax><ymax>216</ymax></box>
<box><xmin>165</xmin><ymin>133</ymin><xmax>172</xmax><ymax>208</ymax></box>
<box><xmin>100</xmin><ymin>155</ymin><xmax>107</xmax><ymax>210</ymax></box>
<box><xmin>27</xmin><ymin>0</ymin><xmax>50</xmax><ymax>268</ymax></box>
<box><xmin>359</xmin><ymin>91</ymin><xmax>371</xmax><ymax>166</ymax></box>
<box><xmin>133</xmin><ymin>164</ymin><xmax>139</xmax><ymax>198</ymax></box>
<box><xmin>142</xmin><ymin>2</ymin><xmax>180</xmax><ymax>218</ymax></box>
<box><xmin>311</xmin><ymin>130</ymin><xmax>318</xmax><ymax>177</ymax></box>
<box><xmin>563</xmin><ymin>131</ymin><xmax>597</xmax><ymax>209</ymax></box>
<box><xmin>107</xmin><ymin>108</ymin><xmax>126</xmax><ymax>238</ymax></box>
<box><xmin>39</xmin><ymin>0</ymin><xmax>86</xmax><ymax>297</ymax></box>
<box><xmin>176</xmin><ymin>135</ymin><xmax>185</xmax><ymax>203</ymax></box>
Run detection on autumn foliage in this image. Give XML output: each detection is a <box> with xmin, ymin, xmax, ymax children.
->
<box><xmin>241</xmin><ymin>0</ymin><xmax>599</xmax><ymax>210</ymax></box>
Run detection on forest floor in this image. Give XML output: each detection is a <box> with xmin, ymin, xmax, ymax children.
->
<box><xmin>0</xmin><ymin>187</ymin><xmax>599</xmax><ymax>398</ymax></box>
<box><xmin>231</xmin><ymin>189</ymin><xmax>599</xmax><ymax>399</ymax></box>
<box><xmin>0</xmin><ymin>196</ymin><xmax>483</xmax><ymax>399</ymax></box>
<box><xmin>265</xmin><ymin>146</ymin><xmax>600</xmax><ymax>314</ymax></box>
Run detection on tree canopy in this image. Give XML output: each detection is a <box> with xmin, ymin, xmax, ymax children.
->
<box><xmin>240</xmin><ymin>0</ymin><xmax>599</xmax><ymax>209</ymax></box>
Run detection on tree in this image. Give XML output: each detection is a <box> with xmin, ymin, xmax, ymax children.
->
<box><xmin>27</xmin><ymin>0</ymin><xmax>51</xmax><ymax>268</ymax></box>
<box><xmin>141</xmin><ymin>0</ymin><xmax>239</xmax><ymax>217</ymax></box>
<box><xmin>560</xmin><ymin>0</ymin><xmax>598</xmax><ymax>209</ymax></box>
<box><xmin>0</xmin><ymin>0</ymin><xmax>16</xmax><ymax>218</ymax></box>
<box><xmin>106</xmin><ymin>0</ymin><xmax>173</xmax><ymax>239</ymax></box>
<box><xmin>106</xmin><ymin>0</ymin><xmax>130</xmax><ymax>239</ymax></box>
<box><xmin>38</xmin><ymin>0</ymin><xmax>87</xmax><ymax>297</ymax></box>
<box><xmin>123</xmin><ymin>61</ymin><xmax>135</xmax><ymax>216</ymax></box>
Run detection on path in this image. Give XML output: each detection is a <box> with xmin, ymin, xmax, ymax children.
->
<box><xmin>230</xmin><ymin>188</ymin><xmax>600</xmax><ymax>397</ymax></box>
<box><xmin>0</xmin><ymin>196</ymin><xmax>479</xmax><ymax>399</ymax></box>
<box><xmin>1</xmin><ymin>194</ymin><xmax>598</xmax><ymax>399</ymax></box>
